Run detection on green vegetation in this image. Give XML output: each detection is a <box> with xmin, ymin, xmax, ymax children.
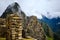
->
<box><xmin>46</xmin><ymin>36</ymin><xmax>53</xmax><ymax>40</ymax></box>
<box><xmin>0</xmin><ymin>38</ymin><xmax>34</xmax><ymax>40</ymax></box>
<box><xmin>23</xmin><ymin>38</ymin><xmax>35</xmax><ymax>40</ymax></box>
<box><xmin>0</xmin><ymin>38</ymin><xmax>6</xmax><ymax>40</ymax></box>
<box><xmin>0</xmin><ymin>37</ymin><xmax>53</xmax><ymax>40</ymax></box>
<box><xmin>38</xmin><ymin>20</ymin><xmax>54</xmax><ymax>40</ymax></box>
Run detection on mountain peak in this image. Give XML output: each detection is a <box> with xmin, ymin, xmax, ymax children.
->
<box><xmin>1</xmin><ymin>2</ymin><xmax>21</xmax><ymax>18</ymax></box>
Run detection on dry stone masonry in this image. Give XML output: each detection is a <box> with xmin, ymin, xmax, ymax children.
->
<box><xmin>6</xmin><ymin>14</ymin><xmax>23</xmax><ymax>40</ymax></box>
<box><xmin>25</xmin><ymin>16</ymin><xmax>46</xmax><ymax>40</ymax></box>
<box><xmin>0</xmin><ymin>13</ymin><xmax>46</xmax><ymax>40</ymax></box>
<box><xmin>0</xmin><ymin>2</ymin><xmax>46</xmax><ymax>40</ymax></box>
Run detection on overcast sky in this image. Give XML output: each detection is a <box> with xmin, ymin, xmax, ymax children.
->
<box><xmin>0</xmin><ymin>0</ymin><xmax>60</xmax><ymax>19</ymax></box>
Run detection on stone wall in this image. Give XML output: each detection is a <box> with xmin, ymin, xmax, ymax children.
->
<box><xmin>25</xmin><ymin>16</ymin><xmax>46</xmax><ymax>40</ymax></box>
<box><xmin>6</xmin><ymin>14</ymin><xmax>23</xmax><ymax>40</ymax></box>
<box><xmin>0</xmin><ymin>14</ymin><xmax>46</xmax><ymax>40</ymax></box>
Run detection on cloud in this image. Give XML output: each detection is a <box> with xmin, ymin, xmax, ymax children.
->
<box><xmin>0</xmin><ymin>0</ymin><xmax>15</xmax><ymax>16</ymax></box>
<box><xmin>0</xmin><ymin>0</ymin><xmax>60</xmax><ymax>19</ymax></box>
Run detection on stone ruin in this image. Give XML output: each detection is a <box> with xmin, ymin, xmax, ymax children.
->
<box><xmin>0</xmin><ymin>13</ymin><xmax>46</xmax><ymax>40</ymax></box>
<box><xmin>6</xmin><ymin>14</ymin><xmax>23</xmax><ymax>40</ymax></box>
<box><xmin>25</xmin><ymin>16</ymin><xmax>46</xmax><ymax>40</ymax></box>
<box><xmin>0</xmin><ymin>2</ymin><xmax>46</xmax><ymax>40</ymax></box>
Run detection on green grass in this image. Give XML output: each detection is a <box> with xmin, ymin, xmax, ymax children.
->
<box><xmin>23</xmin><ymin>38</ymin><xmax>35</xmax><ymax>40</ymax></box>
<box><xmin>0</xmin><ymin>38</ymin><xmax>6</xmax><ymax>40</ymax></box>
<box><xmin>46</xmin><ymin>36</ymin><xmax>53</xmax><ymax>40</ymax></box>
<box><xmin>0</xmin><ymin>38</ymin><xmax>34</xmax><ymax>40</ymax></box>
<box><xmin>0</xmin><ymin>36</ymin><xmax>53</xmax><ymax>40</ymax></box>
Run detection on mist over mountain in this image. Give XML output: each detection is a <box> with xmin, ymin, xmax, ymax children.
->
<box><xmin>1</xmin><ymin>2</ymin><xmax>25</xmax><ymax>18</ymax></box>
<box><xmin>39</xmin><ymin>15</ymin><xmax>60</xmax><ymax>40</ymax></box>
<box><xmin>41</xmin><ymin>15</ymin><xmax>60</xmax><ymax>32</ymax></box>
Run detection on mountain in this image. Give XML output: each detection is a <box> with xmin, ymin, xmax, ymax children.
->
<box><xmin>1</xmin><ymin>2</ymin><xmax>26</xmax><ymax>18</ymax></box>
<box><xmin>0</xmin><ymin>2</ymin><xmax>27</xmax><ymax>29</ymax></box>
<box><xmin>38</xmin><ymin>19</ymin><xmax>53</xmax><ymax>38</ymax></box>
<box><xmin>0</xmin><ymin>2</ymin><xmax>46</xmax><ymax>40</ymax></box>
<box><xmin>40</xmin><ymin>15</ymin><xmax>60</xmax><ymax>40</ymax></box>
